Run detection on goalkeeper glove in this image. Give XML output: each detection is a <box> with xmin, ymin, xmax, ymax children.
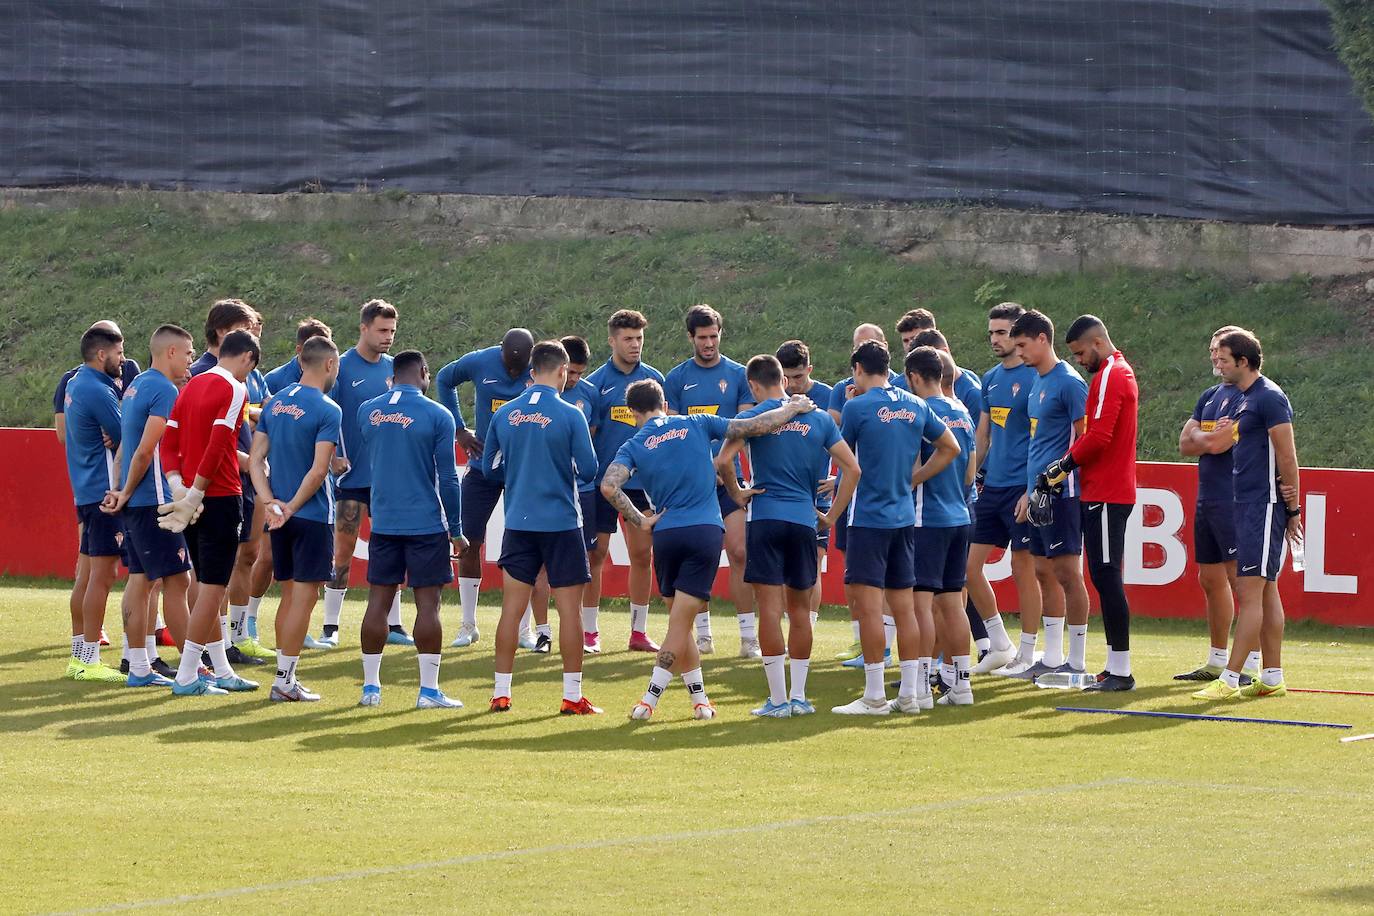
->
<box><xmin>1027</xmin><ymin>474</ymin><xmax>1057</xmax><ymax>528</ymax></box>
<box><xmin>157</xmin><ymin>485</ymin><xmax>205</xmax><ymax>533</ymax></box>
<box><xmin>1044</xmin><ymin>454</ymin><xmax>1077</xmax><ymax>487</ymax></box>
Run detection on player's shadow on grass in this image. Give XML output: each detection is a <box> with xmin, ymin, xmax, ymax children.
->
<box><xmin>1310</xmin><ymin>884</ymin><xmax>1374</xmax><ymax>908</ymax></box>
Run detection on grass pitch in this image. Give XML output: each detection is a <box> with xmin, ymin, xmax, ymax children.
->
<box><xmin>3</xmin><ymin>582</ymin><xmax>1373</xmax><ymax>914</ymax></box>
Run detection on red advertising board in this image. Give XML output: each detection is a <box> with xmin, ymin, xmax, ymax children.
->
<box><xmin>3</xmin><ymin>427</ymin><xmax>1368</xmax><ymax>625</ymax></box>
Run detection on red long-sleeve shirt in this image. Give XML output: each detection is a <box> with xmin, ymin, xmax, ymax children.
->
<box><xmin>161</xmin><ymin>366</ymin><xmax>247</xmax><ymax>498</ymax></box>
<box><xmin>1068</xmin><ymin>350</ymin><xmax>1138</xmax><ymax>504</ymax></box>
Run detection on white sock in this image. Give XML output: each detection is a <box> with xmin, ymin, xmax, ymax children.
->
<box><xmin>206</xmin><ymin>640</ymin><xmax>234</xmax><ymax>678</ymax></box>
<box><xmin>121</xmin><ymin>633</ymin><xmax>131</xmax><ymax>662</ymax></box>
<box><xmin>983</xmin><ymin>612</ymin><xmax>1013</xmax><ymax>652</ymax></box>
<box><xmin>562</xmin><ymin>671</ymin><xmax>583</xmax><ymax>703</ymax></box>
<box><xmin>1221</xmin><ymin>668</ymin><xmax>1242</xmax><ymax>688</ymax></box>
<box><xmin>974</xmin><ymin>637</ymin><xmax>991</xmax><ymax>653</ymax></box>
<box><xmin>71</xmin><ymin>635</ymin><xmax>82</xmax><ymax>659</ymax></box>
<box><xmin>1068</xmin><ymin>624</ymin><xmax>1088</xmax><ymax>670</ymax></box>
<box><xmin>323</xmin><ymin>587</ymin><xmax>346</xmax><ymax>629</ymax></box>
<box><xmin>737</xmin><ymin>612</ymin><xmax>757</xmax><ymax>641</ymax></box>
<box><xmin>681</xmin><ymin>667</ymin><xmax>709</xmax><ymax>706</ymax></box>
<box><xmin>882</xmin><ymin>615</ymin><xmax>896</xmax><ymax>651</ymax></box>
<box><xmin>1106</xmin><ymin>648</ymin><xmax>1132</xmax><ymax>677</ymax></box>
<box><xmin>176</xmin><ymin>640</ymin><xmax>205</xmax><ymax>686</ymax></box>
<box><xmin>144</xmin><ymin>634</ymin><xmax>157</xmax><ymax>659</ymax></box>
<box><xmin>809</xmin><ymin>610</ymin><xmax>819</xmax><ymax>627</ymax></box>
<box><xmin>695</xmin><ymin>611</ymin><xmax>713</xmax><ymax>639</ymax></box>
<box><xmin>850</xmin><ymin>619</ymin><xmax>861</xmax><ymax>642</ymax></box>
<box><xmin>1208</xmin><ymin>646</ymin><xmax>1228</xmax><ymax>669</ymax></box>
<box><xmin>229</xmin><ymin>604</ymin><xmax>249</xmax><ymax>642</ymax></box>
<box><xmin>630</xmin><ymin>602</ymin><xmax>649</xmax><ymax>633</ymax></box>
<box><xmin>581</xmin><ymin>606</ymin><xmax>599</xmax><ymax>634</ymax></box>
<box><xmin>917</xmin><ymin>657</ymin><xmax>934</xmax><ymax>700</ymax></box>
<box><xmin>274</xmin><ymin>652</ymin><xmax>298</xmax><ymax>689</ymax></box>
<box><xmin>1243</xmin><ymin>650</ymin><xmax>1261</xmax><ymax>674</ymax></box>
<box><xmin>1261</xmin><ymin>666</ymin><xmax>1284</xmax><ymax>687</ymax></box>
<box><xmin>1042</xmin><ymin>617</ymin><xmax>1066</xmax><ymax>667</ymax></box>
<box><xmin>83</xmin><ymin>640</ymin><xmax>100</xmax><ymax>665</ymax></box>
<box><xmin>219</xmin><ymin>615</ymin><xmax>230</xmax><ymax>644</ymax></box>
<box><xmin>387</xmin><ymin>591</ymin><xmax>404</xmax><ymax>628</ymax></box>
<box><xmin>898</xmin><ymin>659</ymin><xmax>920</xmax><ymax>698</ymax></box>
<box><xmin>128</xmin><ymin>647</ymin><xmax>151</xmax><ymax>677</ymax></box>
<box><xmin>246</xmin><ymin>595</ymin><xmax>262</xmax><ymax>625</ymax></box>
<box><xmin>789</xmin><ymin>658</ymin><xmax>810</xmax><ymax>700</ymax></box>
<box><xmin>863</xmin><ymin>662</ymin><xmax>886</xmax><ymax>702</ymax></box>
<box><xmin>156</xmin><ymin>610</ymin><xmax>166</xmax><ymax>629</ymax></box>
<box><xmin>642</xmin><ymin>666</ymin><xmax>672</xmax><ymax>708</ymax></box>
<box><xmin>536</xmin><ymin>623</ymin><xmax>551</xmax><ymax>638</ymax></box>
<box><xmin>762</xmin><ymin>654</ymin><xmax>787</xmax><ymax>705</ymax></box>
<box><xmin>953</xmin><ymin>654</ymin><xmax>972</xmax><ymax>693</ymax></box>
<box><xmin>1018</xmin><ymin>632</ymin><xmax>1037</xmax><ymax>663</ymax></box>
<box><xmin>494</xmin><ymin>671</ymin><xmax>513</xmax><ymax>699</ymax></box>
<box><xmin>418</xmin><ymin>653</ymin><xmax>440</xmax><ymax>691</ymax></box>
<box><xmin>458</xmin><ymin>577</ymin><xmax>481</xmax><ymax>629</ymax></box>
<box><xmin>519</xmin><ymin>604</ymin><xmax>533</xmax><ymax>636</ymax></box>
<box><xmin>362</xmin><ymin>652</ymin><xmax>382</xmax><ymax>688</ymax></box>
<box><xmin>940</xmin><ymin>661</ymin><xmax>956</xmax><ymax>689</ymax></box>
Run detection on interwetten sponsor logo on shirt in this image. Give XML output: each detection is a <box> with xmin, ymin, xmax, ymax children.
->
<box><xmin>507</xmin><ymin>409</ymin><xmax>552</xmax><ymax>429</ymax></box>
<box><xmin>271</xmin><ymin>401</ymin><xmax>306</xmax><ymax>420</ymax></box>
<box><xmin>876</xmin><ymin>406</ymin><xmax>917</xmax><ymax>424</ymax></box>
<box><xmin>645</xmin><ymin>427</ymin><xmax>689</xmax><ymax>449</ymax></box>
<box><xmin>369</xmin><ymin>409</ymin><xmax>414</xmax><ymax>429</ymax></box>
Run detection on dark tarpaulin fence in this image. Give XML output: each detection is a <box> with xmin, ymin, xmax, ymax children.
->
<box><xmin>3</xmin><ymin>0</ymin><xmax>1373</xmax><ymax>225</ymax></box>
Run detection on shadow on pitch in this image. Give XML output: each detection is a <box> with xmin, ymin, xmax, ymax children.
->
<box><xmin>1309</xmin><ymin>885</ymin><xmax>1374</xmax><ymax>908</ymax></box>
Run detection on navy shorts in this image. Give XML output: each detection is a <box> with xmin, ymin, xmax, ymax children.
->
<box><xmin>913</xmin><ymin>524</ymin><xmax>971</xmax><ymax>592</ymax></box>
<box><xmin>1029</xmin><ymin>495</ymin><xmax>1082</xmax><ymax>558</ymax></box>
<box><xmin>76</xmin><ymin>503</ymin><xmax>123</xmax><ymax>558</ymax></box>
<box><xmin>834</xmin><ymin>510</ymin><xmax>848</xmax><ymax>553</ymax></box>
<box><xmin>745</xmin><ymin>518</ymin><xmax>820</xmax><ymax>591</ymax></box>
<box><xmin>122</xmin><ymin>505</ymin><xmax>192</xmax><ymax>581</ymax></box>
<box><xmin>460</xmin><ymin>467</ymin><xmax>504</xmax><ymax>547</ymax></box>
<box><xmin>578</xmin><ymin>490</ymin><xmax>598</xmax><ymax>552</ymax></box>
<box><xmin>653</xmin><ymin>524</ymin><xmax>723</xmax><ymax>601</ymax></box>
<box><xmin>335</xmin><ymin>486</ymin><xmax>371</xmax><ymax>508</ymax></box>
<box><xmin>185</xmin><ymin>495</ymin><xmax>243</xmax><ymax>586</ymax></box>
<box><xmin>594</xmin><ymin>487</ymin><xmax>653</xmax><ymax>535</ymax></box>
<box><xmin>239</xmin><ymin>491</ymin><xmax>259</xmax><ymax>544</ymax></box>
<box><xmin>499</xmin><ymin>528</ymin><xmax>592</xmax><ymax>588</ymax></box>
<box><xmin>1235</xmin><ymin>501</ymin><xmax>1288</xmax><ymax>582</ymax></box>
<box><xmin>717</xmin><ymin>481</ymin><xmax>746</xmax><ymax>520</ymax></box>
<box><xmin>1194</xmin><ymin>498</ymin><xmax>1238</xmax><ymax>565</ymax></box>
<box><xmin>270</xmin><ymin>516</ymin><xmax>335</xmax><ymax>583</ymax></box>
<box><xmin>816</xmin><ymin>524</ymin><xmax>830</xmax><ymax>551</ymax></box>
<box><xmin>972</xmin><ymin>485</ymin><xmax>1032</xmax><ymax>552</ymax></box>
<box><xmin>367</xmin><ymin>531</ymin><xmax>454</xmax><ymax>588</ymax></box>
<box><xmin>844</xmin><ymin>526</ymin><xmax>916</xmax><ymax>590</ymax></box>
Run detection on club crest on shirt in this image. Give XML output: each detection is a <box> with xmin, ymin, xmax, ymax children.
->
<box><xmin>876</xmin><ymin>406</ymin><xmax>917</xmax><ymax>424</ymax></box>
<box><xmin>718</xmin><ymin>378</ymin><xmax>729</xmax><ymax>393</ymax></box>
<box><xmin>1011</xmin><ymin>382</ymin><xmax>1021</xmax><ymax>397</ymax></box>
<box><xmin>368</xmin><ymin>409</ymin><xmax>414</xmax><ymax>429</ymax></box>
<box><xmin>507</xmin><ymin>410</ymin><xmax>552</xmax><ymax>429</ymax></box>
<box><xmin>178</xmin><ymin>547</ymin><xmax>188</xmax><ymax>564</ymax></box>
<box><xmin>125</xmin><ymin>385</ymin><xmax>138</xmax><ymax>400</ymax></box>
<box><xmin>645</xmin><ymin>427</ymin><xmax>689</xmax><ymax>449</ymax></box>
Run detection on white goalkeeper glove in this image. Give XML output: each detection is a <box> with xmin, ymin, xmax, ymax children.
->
<box><xmin>157</xmin><ymin>485</ymin><xmax>205</xmax><ymax>533</ymax></box>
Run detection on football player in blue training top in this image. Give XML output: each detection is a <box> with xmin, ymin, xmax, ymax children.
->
<box><xmin>263</xmin><ymin>318</ymin><xmax>332</xmax><ymax>395</ymax></box>
<box><xmin>776</xmin><ymin>340</ymin><xmax>835</xmax><ymax>628</ymax></box>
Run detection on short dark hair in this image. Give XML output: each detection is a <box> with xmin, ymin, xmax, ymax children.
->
<box><xmin>391</xmin><ymin>349</ymin><xmax>426</xmax><ymax>379</ymax></box>
<box><xmin>531</xmin><ymin>340</ymin><xmax>569</xmax><ymax>375</ymax></box>
<box><xmin>988</xmin><ymin>302</ymin><xmax>1025</xmax><ymax>322</ymax></box>
<box><xmin>896</xmin><ymin>308</ymin><xmax>937</xmax><ymax>334</ymax></box>
<box><xmin>296</xmin><ymin>318</ymin><xmax>332</xmax><ymax>347</ymax></box>
<box><xmin>904</xmin><ymin>346</ymin><xmax>943</xmax><ymax>385</ymax></box>
<box><xmin>360</xmin><ymin>299</ymin><xmax>398</xmax><ymax>326</ymax></box>
<box><xmin>746</xmin><ymin>354</ymin><xmax>783</xmax><ymax>387</ymax></box>
<box><xmin>560</xmin><ymin>335</ymin><xmax>590</xmax><ymax>365</ymax></box>
<box><xmin>625</xmin><ymin>378</ymin><xmax>663</xmax><ymax>414</ymax></box>
<box><xmin>219</xmin><ymin>329</ymin><xmax>261</xmax><ymax>365</ymax></box>
<box><xmin>1218</xmin><ymin>329</ymin><xmax>1263</xmax><ymax>371</ymax></box>
<box><xmin>608</xmin><ymin>309</ymin><xmax>648</xmax><ymax>333</ymax></box>
<box><xmin>850</xmin><ymin>339</ymin><xmax>891</xmax><ymax>377</ymax></box>
<box><xmin>1065</xmin><ymin>314</ymin><xmax>1106</xmax><ymax>344</ymax></box>
<box><xmin>775</xmin><ymin>339</ymin><xmax>811</xmax><ymax>369</ymax></box>
<box><xmin>1011</xmin><ymin>309</ymin><xmax>1055</xmax><ymax>342</ymax></box>
<box><xmin>80</xmin><ymin>326</ymin><xmax>124</xmax><ymax>363</ymax></box>
<box><xmin>685</xmin><ymin>304</ymin><xmax>722</xmax><ymax>335</ymax></box>
<box><xmin>1211</xmin><ymin>324</ymin><xmax>1243</xmax><ymax>341</ymax></box>
<box><xmin>911</xmin><ymin>328</ymin><xmax>948</xmax><ymax>351</ymax></box>
<box><xmin>299</xmin><ymin>335</ymin><xmax>338</xmax><ymax>369</ymax></box>
<box><xmin>204</xmin><ymin>298</ymin><xmax>259</xmax><ymax>347</ymax></box>
<box><xmin>151</xmin><ymin>324</ymin><xmax>192</xmax><ymax>351</ymax></box>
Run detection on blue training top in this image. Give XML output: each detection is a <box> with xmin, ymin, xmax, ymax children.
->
<box><xmin>1026</xmin><ymin>360</ymin><xmax>1088</xmax><ymax>496</ymax></box>
<box><xmin>356</xmin><ymin>384</ymin><xmax>461</xmax><ymax>537</ymax></box>
<box><xmin>118</xmin><ymin>368</ymin><xmax>179</xmax><ymax>508</ymax></box>
<box><xmin>260</xmin><ymin>383</ymin><xmax>342</xmax><ymax>524</ymax></box>
<box><xmin>1193</xmin><ymin>382</ymin><xmax>1240</xmax><ymax>503</ymax></box>
<box><xmin>483</xmin><ymin>383</ymin><xmax>598</xmax><ymax>532</ymax></box>
<box><xmin>611</xmin><ymin>413</ymin><xmax>729</xmax><ymax>532</ymax></box>
<box><xmin>263</xmin><ymin>357</ymin><xmax>303</xmax><ymax>396</ymax></box>
<box><xmin>561</xmin><ymin>378</ymin><xmax>600</xmax><ymax>493</ymax></box>
<box><xmin>63</xmin><ymin>365</ymin><xmax>123</xmax><ymax>506</ymax></box>
<box><xmin>916</xmin><ymin>395</ymin><xmax>975</xmax><ymax>528</ymax></box>
<box><xmin>435</xmin><ymin>345</ymin><xmax>533</xmax><ymax>444</ymax></box>
<box><xmin>1231</xmin><ymin>376</ymin><xmax>1293</xmax><ymax>505</ymax></box>
<box><xmin>841</xmin><ymin>385</ymin><xmax>946</xmax><ymax>529</ymax></box>
<box><xmin>587</xmin><ymin>358</ymin><xmax>665</xmax><ymax>489</ymax></box>
<box><xmin>333</xmin><ymin>348</ymin><xmax>394</xmax><ymax>491</ymax></box>
<box><xmin>737</xmin><ymin>396</ymin><xmax>841</xmax><ymax>528</ymax></box>
<box><xmin>979</xmin><ymin>362</ymin><xmax>1038</xmax><ymax>490</ymax></box>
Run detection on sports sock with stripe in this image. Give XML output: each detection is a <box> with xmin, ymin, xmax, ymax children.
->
<box><xmin>641</xmin><ymin>666</ymin><xmax>672</xmax><ymax>709</ymax></box>
<box><xmin>762</xmin><ymin>654</ymin><xmax>786</xmax><ymax>705</ymax></box>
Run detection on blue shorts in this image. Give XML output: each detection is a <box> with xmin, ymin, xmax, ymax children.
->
<box><xmin>834</xmin><ymin>511</ymin><xmax>848</xmax><ymax>552</ymax></box>
<box><xmin>594</xmin><ymin>487</ymin><xmax>653</xmax><ymax>535</ymax></box>
<box><xmin>745</xmin><ymin>518</ymin><xmax>820</xmax><ymax>591</ymax></box>
<box><xmin>460</xmin><ymin>467</ymin><xmax>504</xmax><ymax>547</ymax></box>
<box><xmin>1235</xmin><ymin>501</ymin><xmax>1287</xmax><ymax>582</ymax></box>
<box><xmin>844</xmin><ymin>526</ymin><xmax>916</xmax><ymax>590</ymax></box>
<box><xmin>717</xmin><ymin>482</ymin><xmax>745</xmax><ymax>520</ymax></box>
<box><xmin>1029</xmin><ymin>495</ymin><xmax>1082</xmax><ymax>558</ymax></box>
<box><xmin>579</xmin><ymin>490</ymin><xmax>598</xmax><ymax>552</ymax></box>
<box><xmin>367</xmin><ymin>531</ymin><xmax>454</xmax><ymax>589</ymax></box>
<box><xmin>76</xmin><ymin>503</ymin><xmax>123</xmax><ymax>558</ymax></box>
<box><xmin>913</xmin><ymin>524</ymin><xmax>970</xmax><ymax>592</ymax></box>
<box><xmin>1194</xmin><ymin>498</ymin><xmax>1237</xmax><ymax>565</ymax></box>
<box><xmin>972</xmin><ymin>485</ymin><xmax>1032</xmax><ymax>552</ymax></box>
<box><xmin>336</xmin><ymin>486</ymin><xmax>370</xmax><ymax>507</ymax></box>
<box><xmin>499</xmin><ymin>528</ymin><xmax>592</xmax><ymax>588</ymax></box>
<box><xmin>653</xmin><ymin>524</ymin><xmax>723</xmax><ymax>601</ymax></box>
<box><xmin>816</xmin><ymin>524</ymin><xmax>830</xmax><ymax>550</ymax></box>
<box><xmin>270</xmin><ymin>516</ymin><xmax>334</xmax><ymax>583</ymax></box>
<box><xmin>121</xmin><ymin>505</ymin><xmax>192</xmax><ymax>581</ymax></box>
<box><xmin>239</xmin><ymin>490</ymin><xmax>258</xmax><ymax>544</ymax></box>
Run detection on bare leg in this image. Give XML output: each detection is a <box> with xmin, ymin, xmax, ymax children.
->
<box><xmin>623</xmin><ymin>522</ymin><xmax>653</xmax><ymax>607</ymax></box>
<box><xmin>1225</xmin><ymin>577</ymin><xmax>1265</xmax><ymax>673</ymax></box>
<box><xmin>360</xmin><ymin>584</ymin><xmax>398</xmax><ymax>655</ymax></box>
<box><xmin>551</xmin><ymin>584</ymin><xmax>585</xmax><ymax>672</ymax></box>
<box><xmin>1011</xmin><ymin>548</ymin><xmax>1041</xmax><ymax>635</ymax></box>
<box><xmin>160</xmin><ymin>572</ymin><xmax>191</xmax><ymax>649</ymax></box>
<box><xmin>1258</xmin><ymin>579</ymin><xmax>1285</xmax><ymax>670</ymax></box>
<box><xmin>82</xmin><ymin>555</ymin><xmax>118</xmax><ymax>644</ymax></box>
<box><xmin>723</xmin><ymin>509</ymin><xmax>753</xmax><ymax>616</ymax></box>
<box><xmin>70</xmin><ymin>548</ymin><xmax>90</xmax><ymax>637</ymax></box>
<box><xmin>1199</xmin><ymin>561</ymin><xmax>1236</xmax><ymax>651</ymax></box>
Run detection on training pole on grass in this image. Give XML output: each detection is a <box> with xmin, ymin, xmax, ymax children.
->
<box><xmin>1288</xmin><ymin>688</ymin><xmax>1374</xmax><ymax>697</ymax></box>
<box><xmin>1340</xmin><ymin>733</ymin><xmax>1374</xmax><ymax>743</ymax></box>
<box><xmin>1055</xmin><ymin>707</ymin><xmax>1353</xmax><ymax>730</ymax></box>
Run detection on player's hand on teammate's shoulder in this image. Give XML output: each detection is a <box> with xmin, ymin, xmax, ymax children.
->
<box><xmin>786</xmin><ymin>394</ymin><xmax>816</xmax><ymax>415</ymax></box>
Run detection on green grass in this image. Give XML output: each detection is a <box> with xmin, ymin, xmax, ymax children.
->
<box><xmin>2</xmin><ymin>204</ymin><xmax>1371</xmax><ymax>466</ymax></box>
<box><xmin>3</xmin><ymin>582</ymin><xmax>1374</xmax><ymax>913</ymax></box>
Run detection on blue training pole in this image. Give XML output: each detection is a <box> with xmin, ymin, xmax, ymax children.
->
<box><xmin>1055</xmin><ymin>707</ymin><xmax>1353</xmax><ymax>730</ymax></box>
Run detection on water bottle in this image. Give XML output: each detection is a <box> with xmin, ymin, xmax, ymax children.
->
<box><xmin>1289</xmin><ymin>531</ymin><xmax>1305</xmax><ymax>573</ymax></box>
<box><xmin>1033</xmin><ymin>671</ymin><xmax>1099</xmax><ymax>689</ymax></box>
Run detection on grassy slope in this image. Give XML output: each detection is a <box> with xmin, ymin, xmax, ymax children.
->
<box><xmin>2</xmin><ymin>204</ymin><xmax>1371</xmax><ymax>466</ymax></box>
<box><xmin>2</xmin><ymin>585</ymin><xmax>1373</xmax><ymax>912</ymax></box>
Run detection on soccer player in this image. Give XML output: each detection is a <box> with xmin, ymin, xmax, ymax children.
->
<box><xmin>908</xmin><ymin>328</ymin><xmax>982</xmax><ymax>420</ymax></box>
<box><xmin>1009</xmin><ymin>310</ymin><xmax>1091</xmax><ymax>681</ymax></box>
<box><xmin>1045</xmin><ymin>315</ymin><xmax>1140</xmax><ymax>691</ymax></box>
<box><xmin>1176</xmin><ymin>326</ymin><xmax>1259</xmax><ymax>682</ymax></box>
<box><xmin>715</xmin><ymin>355</ymin><xmax>859</xmax><ymax>718</ymax></box>
<box><xmin>967</xmin><ymin>303</ymin><xmax>1042</xmax><ymax>674</ymax></box>
<box><xmin>481</xmin><ymin>341</ymin><xmax>600</xmax><ymax>713</ymax></box>
<box><xmin>435</xmin><ymin>328</ymin><xmax>534</xmax><ymax>649</ymax></box>
<box><xmin>560</xmin><ymin>335</ymin><xmax>601</xmax><ymax>653</ymax></box>
<box><xmin>896</xmin><ymin>308</ymin><xmax>937</xmax><ymax>353</ymax></box>
<box><xmin>776</xmin><ymin>340</ymin><xmax>835</xmax><ymax>622</ymax></box>
<box><xmin>263</xmin><ymin>318</ymin><xmax>332</xmax><ymax>395</ymax></box>
<box><xmin>60</xmin><ymin>324</ymin><xmax>129</xmax><ymax>682</ymax></box>
<box><xmin>1193</xmin><ymin>329</ymin><xmax>1301</xmax><ymax>700</ymax></box>
<box><xmin>101</xmin><ymin>325</ymin><xmax>199</xmax><ymax>687</ymax></box>
<box><xmin>833</xmin><ymin>341</ymin><xmax>960</xmax><ymax>715</ymax></box>
<box><xmin>313</xmin><ymin>299</ymin><xmax>401</xmax><ymax>649</ymax></box>
<box><xmin>608</xmin><ymin>380</ymin><xmax>817</xmax><ymax>721</ymax></box>
<box><xmin>663</xmin><ymin>305</ymin><xmax>758</xmax><ymax>657</ymax></box>
<box><xmin>158</xmin><ymin>329</ymin><xmax>263</xmax><ymax>695</ymax></box>
<box><xmin>355</xmin><ymin>350</ymin><xmax>466</xmax><ymax>708</ymax></box>
<box><xmin>905</xmin><ymin>347</ymin><xmax>979</xmax><ymax>706</ymax></box>
<box><xmin>585</xmin><ymin>309</ymin><xmax>665</xmax><ymax>653</ymax></box>
<box><xmin>250</xmin><ymin>335</ymin><xmax>342</xmax><ymax>701</ymax></box>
